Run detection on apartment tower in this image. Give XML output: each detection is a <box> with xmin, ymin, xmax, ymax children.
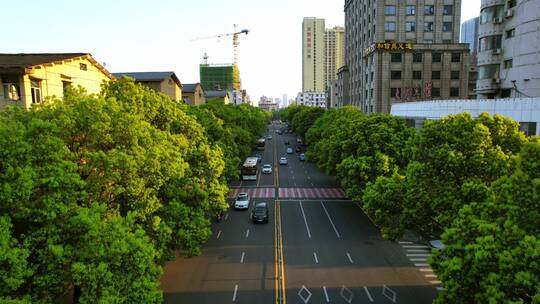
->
<box><xmin>345</xmin><ymin>0</ymin><xmax>470</xmax><ymax>113</ymax></box>
<box><xmin>302</xmin><ymin>17</ymin><xmax>326</xmax><ymax>92</ymax></box>
<box><xmin>476</xmin><ymin>0</ymin><xmax>540</xmax><ymax>99</ymax></box>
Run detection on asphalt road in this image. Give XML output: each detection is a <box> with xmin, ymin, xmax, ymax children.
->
<box><xmin>161</xmin><ymin>121</ymin><xmax>439</xmax><ymax>304</ymax></box>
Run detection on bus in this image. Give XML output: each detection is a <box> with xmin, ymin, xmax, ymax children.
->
<box><xmin>256</xmin><ymin>138</ymin><xmax>265</xmax><ymax>150</ymax></box>
<box><xmin>241</xmin><ymin>157</ymin><xmax>259</xmax><ymax>181</ymax></box>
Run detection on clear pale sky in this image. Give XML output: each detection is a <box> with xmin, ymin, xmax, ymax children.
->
<box><xmin>3</xmin><ymin>0</ymin><xmax>480</xmax><ymax>102</ymax></box>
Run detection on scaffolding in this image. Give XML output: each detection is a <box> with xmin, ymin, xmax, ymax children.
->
<box><xmin>200</xmin><ymin>63</ymin><xmax>241</xmax><ymax>91</ymax></box>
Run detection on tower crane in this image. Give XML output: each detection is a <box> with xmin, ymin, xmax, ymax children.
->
<box><xmin>192</xmin><ymin>24</ymin><xmax>250</xmax><ymax>65</ymax></box>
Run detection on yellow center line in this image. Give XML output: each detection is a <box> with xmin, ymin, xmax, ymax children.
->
<box><xmin>279</xmin><ymin>200</ymin><xmax>287</xmax><ymax>303</ymax></box>
<box><xmin>274</xmin><ymin>200</ymin><xmax>279</xmax><ymax>304</ymax></box>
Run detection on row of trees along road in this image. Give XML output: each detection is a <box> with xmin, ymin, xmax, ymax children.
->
<box><xmin>0</xmin><ymin>78</ymin><xmax>269</xmax><ymax>303</ymax></box>
<box><xmin>279</xmin><ymin>105</ymin><xmax>539</xmax><ymax>303</ymax></box>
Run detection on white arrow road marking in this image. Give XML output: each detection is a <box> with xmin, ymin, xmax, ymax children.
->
<box><xmin>216</xmin><ymin>230</ymin><xmax>222</xmax><ymax>239</ymax></box>
<box><xmin>322</xmin><ymin>286</ymin><xmax>330</xmax><ymax>302</ymax></box>
<box><xmin>346</xmin><ymin>252</ymin><xmax>354</xmax><ymax>264</ymax></box>
<box><xmin>245</xmin><ymin>229</ymin><xmax>250</xmax><ymax>238</ymax></box>
<box><xmin>232</xmin><ymin>284</ymin><xmax>238</xmax><ymax>302</ymax></box>
<box><xmin>313</xmin><ymin>252</ymin><xmax>319</xmax><ymax>264</ymax></box>
<box><xmin>382</xmin><ymin>285</ymin><xmax>397</xmax><ymax>303</ymax></box>
<box><xmin>240</xmin><ymin>252</ymin><xmax>245</xmax><ymax>263</ymax></box>
<box><xmin>363</xmin><ymin>286</ymin><xmax>374</xmax><ymax>302</ymax></box>
<box><xmin>298</xmin><ymin>285</ymin><xmax>312</xmax><ymax>304</ymax></box>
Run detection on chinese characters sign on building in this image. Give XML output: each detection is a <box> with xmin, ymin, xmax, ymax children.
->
<box><xmin>363</xmin><ymin>42</ymin><xmax>414</xmax><ymax>57</ymax></box>
<box><xmin>394</xmin><ymin>82</ymin><xmax>432</xmax><ymax>101</ymax></box>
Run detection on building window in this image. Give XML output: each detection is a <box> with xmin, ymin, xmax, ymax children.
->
<box><xmin>479</xmin><ymin>35</ymin><xmax>502</xmax><ymax>51</ymax></box>
<box><xmin>385</xmin><ymin>5</ymin><xmax>396</xmax><ymax>15</ymax></box>
<box><xmin>30</xmin><ymin>78</ymin><xmax>42</xmax><ymax>104</ymax></box>
<box><xmin>451</xmin><ymin>71</ymin><xmax>460</xmax><ymax>80</ymax></box>
<box><xmin>443</xmin><ymin>22</ymin><xmax>453</xmax><ymax>32</ymax></box>
<box><xmin>478</xmin><ymin>64</ymin><xmax>501</xmax><ymax>79</ymax></box>
<box><xmin>79</xmin><ymin>63</ymin><xmax>87</xmax><ymax>71</ymax></box>
<box><xmin>390</xmin><ymin>88</ymin><xmax>399</xmax><ymax>97</ymax></box>
<box><xmin>406</xmin><ymin>5</ymin><xmax>416</xmax><ymax>15</ymax></box>
<box><xmin>405</xmin><ymin>22</ymin><xmax>416</xmax><ymax>32</ymax></box>
<box><xmin>519</xmin><ymin>122</ymin><xmax>537</xmax><ymax>136</ymax></box>
<box><xmin>413</xmin><ymin>71</ymin><xmax>422</xmax><ymax>80</ymax></box>
<box><xmin>443</xmin><ymin>5</ymin><xmax>453</xmax><ymax>15</ymax></box>
<box><xmin>391</xmin><ymin>71</ymin><xmax>402</xmax><ymax>80</ymax></box>
<box><xmin>424</xmin><ymin>22</ymin><xmax>434</xmax><ymax>32</ymax></box>
<box><xmin>385</xmin><ymin>22</ymin><xmax>396</xmax><ymax>32</ymax></box>
<box><xmin>432</xmin><ymin>53</ymin><xmax>442</xmax><ymax>63</ymax></box>
<box><xmin>413</xmin><ymin>53</ymin><xmax>423</xmax><ymax>63</ymax></box>
<box><xmin>432</xmin><ymin>71</ymin><xmax>441</xmax><ymax>80</ymax></box>
<box><xmin>450</xmin><ymin>87</ymin><xmax>460</xmax><ymax>97</ymax></box>
<box><xmin>508</xmin><ymin>0</ymin><xmax>516</xmax><ymax>8</ymax></box>
<box><xmin>504</xmin><ymin>59</ymin><xmax>513</xmax><ymax>69</ymax></box>
<box><xmin>451</xmin><ymin>53</ymin><xmax>461</xmax><ymax>62</ymax></box>
<box><xmin>506</xmin><ymin>28</ymin><xmax>515</xmax><ymax>38</ymax></box>
<box><xmin>2</xmin><ymin>80</ymin><xmax>20</xmax><ymax>101</ymax></box>
<box><xmin>391</xmin><ymin>53</ymin><xmax>402</xmax><ymax>62</ymax></box>
<box><xmin>432</xmin><ymin>87</ymin><xmax>441</xmax><ymax>97</ymax></box>
<box><xmin>480</xmin><ymin>5</ymin><xmax>505</xmax><ymax>24</ymax></box>
<box><xmin>424</xmin><ymin>5</ymin><xmax>435</xmax><ymax>15</ymax></box>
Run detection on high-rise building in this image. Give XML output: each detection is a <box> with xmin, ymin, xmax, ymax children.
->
<box><xmin>200</xmin><ymin>63</ymin><xmax>240</xmax><ymax>91</ymax></box>
<box><xmin>302</xmin><ymin>17</ymin><xmax>326</xmax><ymax>92</ymax></box>
<box><xmin>344</xmin><ymin>0</ymin><xmax>469</xmax><ymax>113</ymax></box>
<box><xmin>476</xmin><ymin>0</ymin><xmax>540</xmax><ymax>99</ymax></box>
<box><xmin>461</xmin><ymin>17</ymin><xmax>479</xmax><ymax>58</ymax></box>
<box><xmin>325</xmin><ymin>26</ymin><xmax>345</xmax><ymax>86</ymax></box>
<box><xmin>282</xmin><ymin>94</ymin><xmax>288</xmax><ymax>107</ymax></box>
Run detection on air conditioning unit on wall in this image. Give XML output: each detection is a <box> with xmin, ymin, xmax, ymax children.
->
<box><xmin>506</xmin><ymin>9</ymin><xmax>514</xmax><ymax>18</ymax></box>
<box><xmin>493</xmin><ymin>48</ymin><xmax>502</xmax><ymax>55</ymax></box>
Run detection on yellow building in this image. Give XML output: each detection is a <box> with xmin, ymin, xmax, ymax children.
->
<box><xmin>113</xmin><ymin>71</ymin><xmax>183</xmax><ymax>101</ymax></box>
<box><xmin>182</xmin><ymin>83</ymin><xmax>206</xmax><ymax>106</ymax></box>
<box><xmin>0</xmin><ymin>53</ymin><xmax>114</xmax><ymax>109</ymax></box>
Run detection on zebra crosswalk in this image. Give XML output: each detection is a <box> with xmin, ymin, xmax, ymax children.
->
<box><xmin>228</xmin><ymin>187</ymin><xmax>347</xmax><ymax>199</ymax></box>
<box><xmin>398</xmin><ymin>241</ymin><xmax>443</xmax><ymax>290</ymax></box>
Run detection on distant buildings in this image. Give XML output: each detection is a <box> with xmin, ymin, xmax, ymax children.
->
<box><xmin>325</xmin><ymin>26</ymin><xmax>345</xmax><ymax>87</ymax></box>
<box><xmin>344</xmin><ymin>0</ymin><xmax>469</xmax><ymax>113</ymax></box>
<box><xmin>258</xmin><ymin>96</ymin><xmax>279</xmax><ymax>111</ymax></box>
<box><xmin>476</xmin><ymin>0</ymin><xmax>540</xmax><ymax>99</ymax></box>
<box><xmin>296</xmin><ymin>91</ymin><xmax>327</xmax><ymax>108</ymax></box>
<box><xmin>302</xmin><ymin>17</ymin><xmax>326</xmax><ymax>92</ymax></box>
<box><xmin>113</xmin><ymin>71</ymin><xmax>183</xmax><ymax>101</ymax></box>
<box><xmin>461</xmin><ymin>17</ymin><xmax>479</xmax><ymax>59</ymax></box>
<box><xmin>0</xmin><ymin>53</ymin><xmax>114</xmax><ymax>110</ymax></box>
<box><xmin>182</xmin><ymin>83</ymin><xmax>206</xmax><ymax>105</ymax></box>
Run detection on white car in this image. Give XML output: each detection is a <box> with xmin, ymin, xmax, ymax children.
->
<box><xmin>279</xmin><ymin>157</ymin><xmax>288</xmax><ymax>165</ymax></box>
<box><xmin>286</xmin><ymin>147</ymin><xmax>293</xmax><ymax>154</ymax></box>
<box><xmin>234</xmin><ymin>192</ymin><xmax>250</xmax><ymax>210</ymax></box>
<box><xmin>262</xmin><ymin>164</ymin><xmax>272</xmax><ymax>174</ymax></box>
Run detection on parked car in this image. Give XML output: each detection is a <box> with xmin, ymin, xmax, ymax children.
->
<box><xmin>234</xmin><ymin>192</ymin><xmax>250</xmax><ymax>210</ymax></box>
<box><xmin>251</xmin><ymin>202</ymin><xmax>269</xmax><ymax>223</ymax></box>
<box><xmin>279</xmin><ymin>157</ymin><xmax>288</xmax><ymax>165</ymax></box>
<box><xmin>262</xmin><ymin>164</ymin><xmax>272</xmax><ymax>174</ymax></box>
<box><xmin>299</xmin><ymin>153</ymin><xmax>305</xmax><ymax>161</ymax></box>
<box><xmin>267</xmin><ymin>135</ymin><xmax>272</xmax><ymax>140</ymax></box>
<box><xmin>286</xmin><ymin>147</ymin><xmax>293</xmax><ymax>154</ymax></box>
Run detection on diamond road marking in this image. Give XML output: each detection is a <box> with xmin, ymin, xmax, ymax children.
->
<box><xmin>382</xmin><ymin>285</ymin><xmax>397</xmax><ymax>303</ymax></box>
<box><xmin>298</xmin><ymin>285</ymin><xmax>312</xmax><ymax>304</ymax></box>
<box><xmin>340</xmin><ymin>285</ymin><xmax>354</xmax><ymax>303</ymax></box>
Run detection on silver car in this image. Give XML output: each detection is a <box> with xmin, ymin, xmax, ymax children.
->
<box><xmin>234</xmin><ymin>192</ymin><xmax>250</xmax><ymax>210</ymax></box>
<box><xmin>279</xmin><ymin>157</ymin><xmax>288</xmax><ymax>165</ymax></box>
<box><xmin>262</xmin><ymin>164</ymin><xmax>272</xmax><ymax>174</ymax></box>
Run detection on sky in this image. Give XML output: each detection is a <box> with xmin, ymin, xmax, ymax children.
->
<box><xmin>3</xmin><ymin>0</ymin><xmax>481</xmax><ymax>103</ymax></box>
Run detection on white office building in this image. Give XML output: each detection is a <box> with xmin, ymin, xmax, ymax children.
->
<box><xmin>296</xmin><ymin>91</ymin><xmax>327</xmax><ymax>108</ymax></box>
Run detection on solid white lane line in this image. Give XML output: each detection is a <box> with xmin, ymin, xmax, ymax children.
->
<box><xmin>299</xmin><ymin>201</ymin><xmax>312</xmax><ymax>238</ymax></box>
<box><xmin>364</xmin><ymin>286</ymin><xmax>374</xmax><ymax>302</ymax></box>
<box><xmin>320</xmin><ymin>201</ymin><xmax>341</xmax><ymax>238</ymax></box>
<box><xmin>430</xmin><ymin>280</ymin><xmax>442</xmax><ymax>284</ymax></box>
<box><xmin>232</xmin><ymin>284</ymin><xmax>238</xmax><ymax>301</ymax></box>
<box><xmin>415</xmin><ymin>263</ymin><xmax>430</xmax><ymax>267</ymax></box>
<box><xmin>322</xmin><ymin>286</ymin><xmax>330</xmax><ymax>302</ymax></box>
<box><xmin>216</xmin><ymin>230</ymin><xmax>222</xmax><ymax>239</ymax></box>
<box><xmin>410</xmin><ymin>258</ymin><xmax>428</xmax><ymax>262</ymax></box>
<box><xmin>346</xmin><ymin>252</ymin><xmax>354</xmax><ymax>264</ymax></box>
<box><xmin>407</xmin><ymin>249</ymin><xmax>431</xmax><ymax>253</ymax></box>
<box><xmin>407</xmin><ymin>253</ymin><xmax>431</xmax><ymax>257</ymax></box>
<box><xmin>399</xmin><ymin>241</ymin><xmax>413</xmax><ymax>244</ymax></box>
<box><xmin>240</xmin><ymin>252</ymin><xmax>245</xmax><ymax>263</ymax></box>
<box><xmin>313</xmin><ymin>252</ymin><xmax>319</xmax><ymax>264</ymax></box>
<box><xmin>425</xmin><ymin>274</ymin><xmax>437</xmax><ymax>278</ymax></box>
<box><xmin>420</xmin><ymin>268</ymin><xmax>434</xmax><ymax>272</ymax></box>
<box><xmin>245</xmin><ymin>229</ymin><xmax>250</xmax><ymax>238</ymax></box>
<box><xmin>402</xmin><ymin>245</ymin><xmax>430</xmax><ymax>249</ymax></box>
<box><xmin>224</xmin><ymin>213</ymin><xmax>229</xmax><ymax>221</ymax></box>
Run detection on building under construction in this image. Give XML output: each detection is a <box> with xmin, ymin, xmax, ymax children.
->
<box><xmin>199</xmin><ymin>63</ymin><xmax>241</xmax><ymax>91</ymax></box>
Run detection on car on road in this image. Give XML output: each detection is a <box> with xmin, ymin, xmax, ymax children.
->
<box><xmin>266</xmin><ymin>135</ymin><xmax>272</xmax><ymax>140</ymax></box>
<box><xmin>262</xmin><ymin>164</ymin><xmax>272</xmax><ymax>174</ymax></box>
<box><xmin>234</xmin><ymin>192</ymin><xmax>250</xmax><ymax>210</ymax></box>
<box><xmin>295</xmin><ymin>146</ymin><xmax>302</xmax><ymax>152</ymax></box>
<box><xmin>255</xmin><ymin>154</ymin><xmax>262</xmax><ymax>162</ymax></box>
<box><xmin>299</xmin><ymin>153</ymin><xmax>305</xmax><ymax>161</ymax></box>
<box><xmin>296</xmin><ymin>138</ymin><xmax>302</xmax><ymax>144</ymax></box>
<box><xmin>284</xmin><ymin>140</ymin><xmax>290</xmax><ymax>145</ymax></box>
<box><xmin>279</xmin><ymin>157</ymin><xmax>288</xmax><ymax>165</ymax></box>
<box><xmin>286</xmin><ymin>147</ymin><xmax>293</xmax><ymax>154</ymax></box>
<box><xmin>251</xmin><ymin>202</ymin><xmax>269</xmax><ymax>223</ymax></box>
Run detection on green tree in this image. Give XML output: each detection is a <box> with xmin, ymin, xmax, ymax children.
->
<box><xmin>431</xmin><ymin>142</ymin><xmax>540</xmax><ymax>303</ymax></box>
<box><xmin>291</xmin><ymin>106</ymin><xmax>325</xmax><ymax>140</ymax></box>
